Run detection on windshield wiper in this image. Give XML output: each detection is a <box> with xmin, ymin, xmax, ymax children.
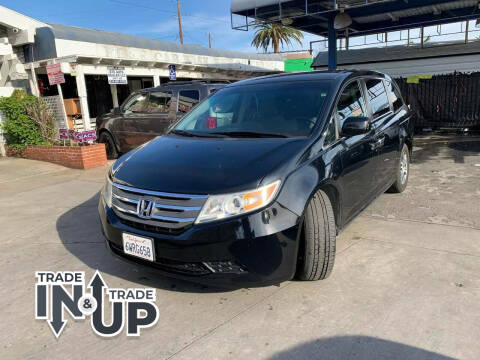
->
<box><xmin>210</xmin><ymin>131</ymin><xmax>288</xmax><ymax>138</ymax></box>
<box><xmin>170</xmin><ymin>129</ymin><xmax>195</xmax><ymax>137</ymax></box>
<box><xmin>170</xmin><ymin>129</ymin><xmax>226</xmax><ymax>138</ymax></box>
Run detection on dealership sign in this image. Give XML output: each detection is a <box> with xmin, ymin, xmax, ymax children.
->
<box><xmin>59</xmin><ymin>129</ymin><xmax>97</xmax><ymax>143</ymax></box>
<box><xmin>35</xmin><ymin>271</ymin><xmax>159</xmax><ymax>338</ymax></box>
<box><xmin>107</xmin><ymin>66</ymin><xmax>127</xmax><ymax>85</ymax></box>
<box><xmin>46</xmin><ymin>63</ymin><xmax>65</xmax><ymax>85</ymax></box>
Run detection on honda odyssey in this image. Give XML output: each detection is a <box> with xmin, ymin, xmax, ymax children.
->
<box><xmin>98</xmin><ymin>70</ymin><xmax>413</xmax><ymax>287</ymax></box>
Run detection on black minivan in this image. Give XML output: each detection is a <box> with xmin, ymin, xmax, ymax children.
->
<box><xmin>98</xmin><ymin>70</ymin><xmax>413</xmax><ymax>287</ymax></box>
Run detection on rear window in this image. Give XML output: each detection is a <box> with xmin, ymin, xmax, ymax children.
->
<box><xmin>174</xmin><ymin>82</ymin><xmax>331</xmax><ymax>137</ymax></box>
<box><xmin>178</xmin><ymin>90</ymin><xmax>200</xmax><ymax>113</ymax></box>
<box><xmin>145</xmin><ymin>91</ymin><xmax>172</xmax><ymax>113</ymax></box>
<box><xmin>385</xmin><ymin>81</ymin><xmax>404</xmax><ymax>112</ymax></box>
<box><xmin>365</xmin><ymin>79</ymin><xmax>390</xmax><ymax>118</ymax></box>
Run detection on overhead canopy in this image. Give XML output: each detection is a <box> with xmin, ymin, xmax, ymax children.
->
<box><xmin>231</xmin><ymin>0</ymin><xmax>480</xmax><ymax>38</ymax></box>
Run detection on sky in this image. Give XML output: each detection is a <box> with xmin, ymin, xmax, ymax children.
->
<box><xmin>4</xmin><ymin>0</ymin><xmax>320</xmax><ymax>54</ymax></box>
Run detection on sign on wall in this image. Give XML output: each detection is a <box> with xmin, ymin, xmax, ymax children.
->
<box><xmin>59</xmin><ymin>129</ymin><xmax>97</xmax><ymax>143</ymax></box>
<box><xmin>46</xmin><ymin>64</ymin><xmax>65</xmax><ymax>85</ymax></box>
<box><xmin>168</xmin><ymin>64</ymin><xmax>176</xmax><ymax>81</ymax></box>
<box><xmin>107</xmin><ymin>66</ymin><xmax>127</xmax><ymax>85</ymax></box>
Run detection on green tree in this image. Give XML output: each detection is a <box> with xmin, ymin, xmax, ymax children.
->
<box><xmin>251</xmin><ymin>22</ymin><xmax>303</xmax><ymax>53</ymax></box>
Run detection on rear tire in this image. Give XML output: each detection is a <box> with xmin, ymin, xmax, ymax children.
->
<box><xmin>99</xmin><ymin>132</ymin><xmax>119</xmax><ymax>160</ymax></box>
<box><xmin>296</xmin><ymin>190</ymin><xmax>336</xmax><ymax>281</ymax></box>
<box><xmin>388</xmin><ymin>143</ymin><xmax>410</xmax><ymax>193</ymax></box>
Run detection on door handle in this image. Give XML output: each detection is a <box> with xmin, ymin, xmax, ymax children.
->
<box><xmin>376</xmin><ymin>137</ymin><xmax>385</xmax><ymax>148</ymax></box>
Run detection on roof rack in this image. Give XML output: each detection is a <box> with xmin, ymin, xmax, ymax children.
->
<box><xmin>163</xmin><ymin>80</ymin><xmax>231</xmax><ymax>85</ymax></box>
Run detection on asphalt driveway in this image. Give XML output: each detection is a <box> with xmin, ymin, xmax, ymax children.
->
<box><xmin>1</xmin><ymin>134</ymin><xmax>479</xmax><ymax>360</ymax></box>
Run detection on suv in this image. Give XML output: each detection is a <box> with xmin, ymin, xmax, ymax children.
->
<box><xmin>96</xmin><ymin>81</ymin><xmax>227</xmax><ymax>158</ymax></box>
<box><xmin>98</xmin><ymin>71</ymin><xmax>413</xmax><ymax>287</ymax></box>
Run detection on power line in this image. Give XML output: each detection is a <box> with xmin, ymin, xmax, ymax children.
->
<box><xmin>109</xmin><ymin>0</ymin><xmax>176</xmax><ymax>15</ymax></box>
<box><xmin>108</xmin><ymin>0</ymin><xmax>230</xmax><ymax>24</ymax></box>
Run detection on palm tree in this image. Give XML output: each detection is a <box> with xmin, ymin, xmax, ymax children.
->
<box><xmin>251</xmin><ymin>22</ymin><xmax>303</xmax><ymax>53</ymax></box>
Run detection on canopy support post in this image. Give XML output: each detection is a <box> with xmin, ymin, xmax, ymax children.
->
<box><xmin>328</xmin><ymin>18</ymin><xmax>337</xmax><ymax>71</ymax></box>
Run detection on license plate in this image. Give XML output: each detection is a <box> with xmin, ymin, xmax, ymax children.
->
<box><xmin>122</xmin><ymin>233</ymin><xmax>154</xmax><ymax>262</ymax></box>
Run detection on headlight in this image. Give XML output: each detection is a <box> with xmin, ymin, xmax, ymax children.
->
<box><xmin>195</xmin><ymin>180</ymin><xmax>281</xmax><ymax>224</ymax></box>
<box><xmin>103</xmin><ymin>175</ymin><xmax>113</xmax><ymax>208</ymax></box>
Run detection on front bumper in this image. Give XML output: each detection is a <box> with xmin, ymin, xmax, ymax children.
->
<box><xmin>98</xmin><ymin>195</ymin><xmax>301</xmax><ymax>288</ymax></box>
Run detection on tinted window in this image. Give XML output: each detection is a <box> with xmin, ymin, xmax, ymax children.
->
<box><xmin>323</xmin><ymin>116</ymin><xmax>337</xmax><ymax>146</ymax></box>
<box><xmin>123</xmin><ymin>93</ymin><xmax>147</xmax><ymax>114</ymax></box>
<box><xmin>337</xmin><ymin>81</ymin><xmax>367</xmax><ymax>130</ymax></box>
<box><xmin>365</xmin><ymin>79</ymin><xmax>390</xmax><ymax>118</ymax></box>
<box><xmin>385</xmin><ymin>81</ymin><xmax>404</xmax><ymax>112</ymax></box>
<box><xmin>145</xmin><ymin>91</ymin><xmax>172</xmax><ymax>113</ymax></box>
<box><xmin>175</xmin><ymin>82</ymin><xmax>331</xmax><ymax>137</ymax></box>
<box><xmin>178</xmin><ymin>90</ymin><xmax>200</xmax><ymax>113</ymax></box>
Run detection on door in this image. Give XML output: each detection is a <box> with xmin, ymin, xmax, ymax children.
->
<box><xmin>141</xmin><ymin>91</ymin><xmax>176</xmax><ymax>138</ymax></box>
<box><xmin>383</xmin><ymin>80</ymin><xmax>407</xmax><ymax>180</ymax></box>
<box><xmin>363</xmin><ymin>78</ymin><xmax>399</xmax><ymax>189</ymax></box>
<box><xmin>336</xmin><ymin>80</ymin><xmax>377</xmax><ymax>223</ymax></box>
<box><xmin>114</xmin><ymin>92</ymin><xmax>149</xmax><ymax>151</ymax></box>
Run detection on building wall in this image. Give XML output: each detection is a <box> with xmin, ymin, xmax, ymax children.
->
<box><xmin>284</xmin><ymin>58</ymin><xmax>313</xmax><ymax>72</ymax></box>
<box><xmin>54</xmin><ymin>39</ymin><xmax>284</xmax><ymax>73</ymax></box>
<box><xmin>12</xmin><ymin>45</ymin><xmax>25</xmax><ymax>62</ymax></box>
<box><xmin>314</xmin><ymin>54</ymin><xmax>480</xmax><ymax>78</ymax></box>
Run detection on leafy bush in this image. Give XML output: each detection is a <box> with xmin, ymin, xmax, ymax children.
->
<box><xmin>0</xmin><ymin>90</ymin><xmax>54</xmax><ymax>147</ymax></box>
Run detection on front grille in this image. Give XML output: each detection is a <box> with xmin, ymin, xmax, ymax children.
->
<box><xmin>110</xmin><ymin>242</ymin><xmax>211</xmax><ymax>275</ymax></box>
<box><xmin>118</xmin><ymin>218</ymin><xmax>187</xmax><ymax>235</ymax></box>
<box><xmin>111</xmin><ymin>182</ymin><xmax>207</xmax><ymax>235</ymax></box>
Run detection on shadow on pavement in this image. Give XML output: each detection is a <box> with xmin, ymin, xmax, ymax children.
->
<box><xmin>56</xmin><ymin>193</ymin><xmax>230</xmax><ymax>293</ymax></box>
<box><xmin>412</xmin><ymin>134</ymin><xmax>480</xmax><ymax>164</ymax></box>
<box><xmin>269</xmin><ymin>336</ymin><xmax>455</xmax><ymax>360</ymax></box>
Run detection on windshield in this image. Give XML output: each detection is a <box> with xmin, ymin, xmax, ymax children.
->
<box><xmin>173</xmin><ymin>81</ymin><xmax>331</xmax><ymax>138</ymax></box>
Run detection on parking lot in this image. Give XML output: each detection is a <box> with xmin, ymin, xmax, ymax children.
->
<box><xmin>1</xmin><ymin>134</ymin><xmax>479</xmax><ymax>360</ymax></box>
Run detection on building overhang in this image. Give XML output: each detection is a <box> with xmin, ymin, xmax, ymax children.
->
<box><xmin>25</xmin><ymin>55</ymin><xmax>279</xmax><ymax>78</ymax></box>
<box><xmin>231</xmin><ymin>0</ymin><xmax>480</xmax><ymax>38</ymax></box>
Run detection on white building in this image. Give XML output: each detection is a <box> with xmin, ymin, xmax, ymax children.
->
<box><xmin>0</xmin><ymin>5</ymin><xmax>284</xmax><ymax>130</ymax></box>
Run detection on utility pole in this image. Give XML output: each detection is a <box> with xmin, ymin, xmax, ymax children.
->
<box><xmin>177</xmin><ymin>0</ymin><xmax>184</xmax><ymax>45</ymax></box>
<box><xmin>209</xmin><ymin>32</ymin><xmax>212</xmax><ymax>48</ymax></box>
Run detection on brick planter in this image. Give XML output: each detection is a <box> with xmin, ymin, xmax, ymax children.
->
<box><xmin>7</xmin><ymin>144</ymin><xmax>107</xmax><ymax>169</ymax></box>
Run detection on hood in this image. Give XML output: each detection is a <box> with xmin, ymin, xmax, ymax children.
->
<box><xmin>112</xmin><ymin>134</ymin><xmax>307</xmax><ymax>195</ymax></box>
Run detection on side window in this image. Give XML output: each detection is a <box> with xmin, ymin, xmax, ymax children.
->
<box><xmin>385</xmin><ymin>80</ymin><xmax>404</xmax><ymax>112</ymax></box>
<box><xmin>145</xmin><ymin>91</ymin><xmax>172</xmax><ymax>113</ymax></box>
<box><xmin>336</xmin><ymin>81</ymin><xmax>367</xmax><ymax>131</ymax></box>
<box><xmin>178</xmin><ymin>90</ymin><xmax>200</xmax><ymax>113</ymax></box>
<box><xmin>365</xmin><ymin>79</ymin><xmax>390</xmax><ymax>118</ymax></box>
<box><xmin>122</xmin><ymin>93</ymin><xmax>147</xmax><ymax>114</ymax></box>
<box><xmin>323</xmin><ymin>116</ymin><xmax>337</xmax><ymax>147</ymax></box>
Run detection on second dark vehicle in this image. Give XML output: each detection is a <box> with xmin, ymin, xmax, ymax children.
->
<box><xmin>99</xmin><ymin>70</ymin><xmax>413</xmax><ymax>288</ymax></box>
<box><xmin>96</xmin><ymin>81</ymin><xmax>227</xmax><ymax>158</ymax></box>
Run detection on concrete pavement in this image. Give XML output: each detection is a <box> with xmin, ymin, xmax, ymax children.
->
<box><xmin>0</xmin><ymin>135</ymin><xmax>479</xmax><ymax>360</ymax></box>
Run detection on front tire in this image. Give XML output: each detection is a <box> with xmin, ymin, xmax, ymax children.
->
<box><xmin>388</xmin><ymin>143</ymin><xmax>410</xmax><ymax>193</ymax></box>
<box><xmin>296</xmin><ymin>190</ymin><xmax>336</xmax><ymax>281</ymax></box>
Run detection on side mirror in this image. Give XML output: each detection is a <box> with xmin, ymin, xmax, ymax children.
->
<box><xmin>112</xmin><ymin>107</ymin><xmax>122</xmax><ymax>115</ymax></box>
<box><xmin>341</xmin><ymin>116</ymin><xmax>371</xmax><ymax>137</ymax></box>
